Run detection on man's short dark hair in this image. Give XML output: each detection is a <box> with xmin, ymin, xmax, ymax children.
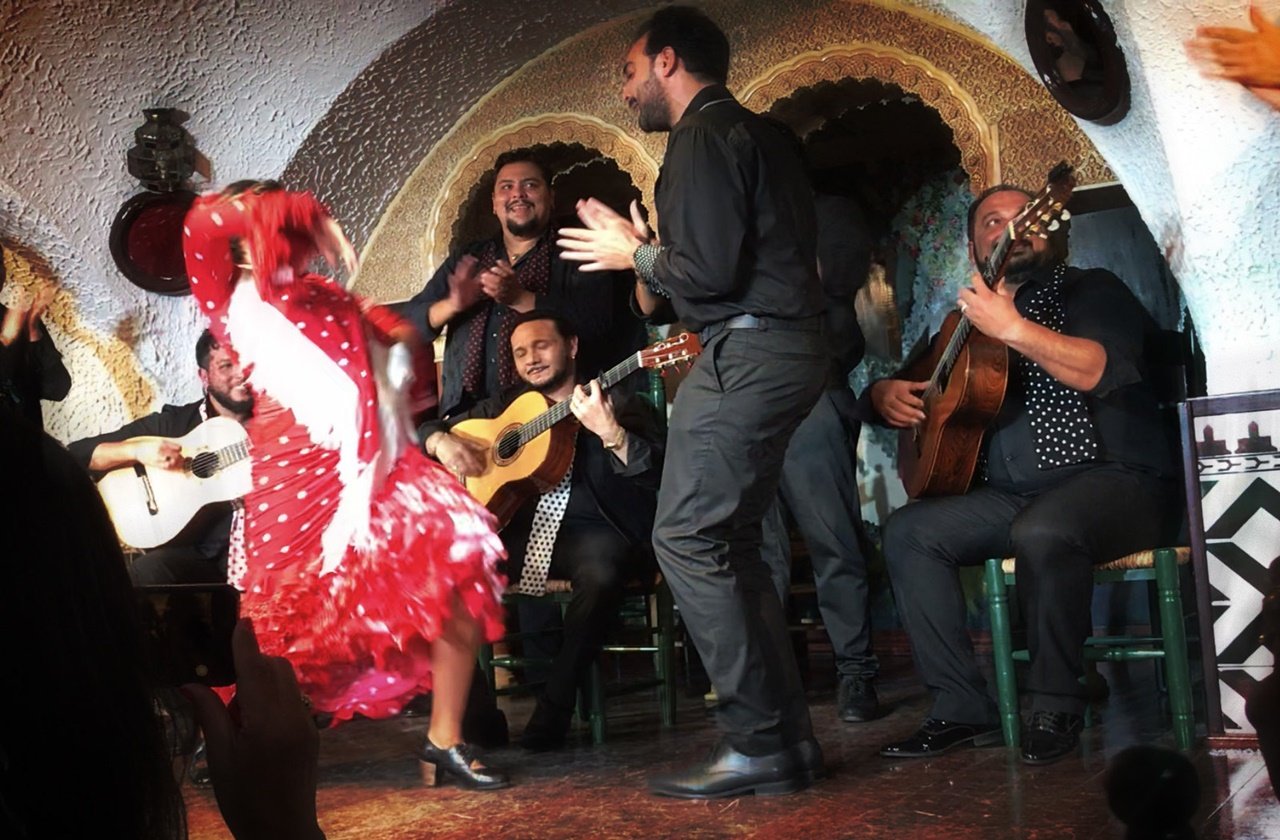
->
<box><xmin>195</xmin><ymin>329</ymin><xmax>220</xmax><ymax>371</ymax></box>
<box><xmin>511</xmin><ymin>308</ymin><xmax>577</xmax><ymax>341</ymax></box>
<box><xmin>493</xmin><ymin>149</ymin><xmax>552</xmax><ymax>188</ymax></box>
<box><xmin>966</xmin><ymin>184</ymin><xmax>1033</xmax><ymax>245</ymax></box>
<box><xmin>635</xmin><ymin>5</ymin><xmax>731</xmax><ymax>86</ymax></box>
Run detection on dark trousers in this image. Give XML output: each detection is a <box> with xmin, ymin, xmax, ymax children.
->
<box><xmin>517</xmin><ymin>523</ymin><xmax>632</xmax><ymax>711</ymax></box>
<box><xmin>653</xmin><ymin>328</ymin><xmax>826</xmax><ymax>755</ymax></box>
<box><xmin>882</xmin><ymin>463</ymin><xmax>1180</xmax><ymax>721</ymax></box>
<box><xmin>128</xmin><ymin>545</ymin><xmax>227</xmax><ymax>586</ymax></box>
<box><xmin>765</xmin><ymin>390</ymin><xmax>877</xmax><ymax>679</ymax></box>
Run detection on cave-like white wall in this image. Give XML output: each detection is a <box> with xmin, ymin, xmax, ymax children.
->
<box><xmin>917</xmin><ymin>0</ymin><xmax>1280</xmax><ymax>395</ymax></box>
<box><xmin>0</xmin><ymin>0</ymin><xmax>438</xmax><ymax>441</ymax></box>
<box><xmin>5</xmin><ymin>0</ymin><xmax>1277</xmax><ymax>450</ymax></box>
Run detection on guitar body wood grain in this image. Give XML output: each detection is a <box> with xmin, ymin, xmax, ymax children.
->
<box><xmin>449</xmin><ymin>390</ymin><xmax>578</xmax><ymax>530</ymax></box>
<box><xmin>898</xmin><ymin>309</ymin><xmax>1009</xmax><ymax>498</ymax></box>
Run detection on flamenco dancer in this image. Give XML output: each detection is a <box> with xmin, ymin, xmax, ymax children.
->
<box><xmin>183</xmin><ymin>180</ymin><xmax>510</xmax><ymax>790</ymax></box>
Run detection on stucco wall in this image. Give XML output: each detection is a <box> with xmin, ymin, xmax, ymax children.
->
<box><xmin>922</xmin><ymin>0</ymin><xmax>1280</xmax><ymax>393</ymax></box>
<box><xmin>3</xmin><ymin>0</ymin><xmax>1278</xmax><ymax>448</ymax></box>
<box><xmin>0</xmin><ymin>0</ymin><xmax>435</xmax><ymax>441</ymax></box>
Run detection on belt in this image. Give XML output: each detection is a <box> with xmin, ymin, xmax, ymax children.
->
<box><xmin>698</xmin><ymin>314</ymin><xmax>821</xmax><ymax>344</ymax></box>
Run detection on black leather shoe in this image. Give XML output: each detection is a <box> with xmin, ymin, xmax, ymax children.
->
<box><xmin>838</xmin><ymin>675</ymin><xmax>880</xmax><ymax>723</ymax></box>
<box><xmin>791</xmin><ymin>736</ymin><xmax>827</xmax><ymax>783</ymax></box>
<box><xmin>879</xmin><ymin>718</ymin><xmax>1003</xmax><ymax>758</ymax></box>
<box><xmin>648</xmin><ymin>740</ymin><xmax>807</xmax><ymax>799</ymax></box>
<box><xmin>519</xmin><ymin>697</ymin><xmax>573</xmax><ymax>752</ymax></box>
<box><xmin>1020</xmin><ymin>710</ymin><xmax>1083</xmax><ymax>766</ymax></box>
<box><xmin>417</xmin><ymin>739</ymin><xmax>510</xmax><ymax>790</ymax></box>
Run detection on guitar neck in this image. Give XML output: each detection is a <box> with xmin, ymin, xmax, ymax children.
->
<box><xmin>515</xmin><ymin>352</ymin><xmax>642</xmax><ymax>445</ymax></box>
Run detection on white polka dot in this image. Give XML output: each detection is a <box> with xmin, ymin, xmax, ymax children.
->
<box><xmin>211</xmin><ymin>212</ymin><xmax>223</xmax><ymax>226</ymax></box>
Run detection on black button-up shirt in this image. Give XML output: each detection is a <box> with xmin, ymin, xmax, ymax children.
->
<box><xmin>649</xmin><ymin>85</ymin><xmax>823</xmax><ymax>332</ymax></box>
<box><xmin>983</xmin><ymin>264</ymin><xmax>1178</xmax><ymax>494</ymax></box>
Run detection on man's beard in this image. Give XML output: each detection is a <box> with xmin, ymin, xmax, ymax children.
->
<box><xmin>505</xmin><ymin>216</ymin><xmax>545</xmax><ymax>239</ymax></box>
<box><xmin>209</xmin><ymin>385</ymin><xmax>254</xmax><ymax>416</ymax></box>
<box><xmin>636</xmin><ymin>75</ymin><xmax>671</xmax><ymax>133</ymax></box>
<box><xmin>529</xmin><ymin>364</ymin><xmax>573</xmax><ymax>395</ymax></box>
<box><xmin>992</xmin><ymin>241</ymin><xmax>1055</xmax><ymax>281</ymax></box>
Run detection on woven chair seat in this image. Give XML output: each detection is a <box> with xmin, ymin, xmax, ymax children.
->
<box><xmin>1000</xmin><ymin>546</ymin><xmax>1191</xmax><ymax>576</ymax></box>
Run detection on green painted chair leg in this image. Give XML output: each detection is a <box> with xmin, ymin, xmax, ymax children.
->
<box><xmin>985</xmin><ymin>558</ymin><xmax>1020</xmax><ymax>748</ymax></box>
<box><xmin>657</xmin><ymin>581</ymin><xmax>677</xmax><ymax>728</ymax></box>
<box><xmin>1155</xmin><ymin>548</ymin><xmax>1196</xmax><ymax>750</ymax></box>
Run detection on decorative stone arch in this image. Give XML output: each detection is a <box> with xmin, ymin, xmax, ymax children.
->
<box><xmin>739</xmin><ymin>44</ymin><xmax>1000</xmax><ymax>194</ymax></box>
<box><xmin>422</xmin><ymin>113</ymin><xmax>659</xmax><ymax>276</ymax></box>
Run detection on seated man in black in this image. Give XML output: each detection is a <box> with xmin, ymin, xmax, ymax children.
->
<box><xmin>68</xmin><ymin>330</ymin><xmax>253</xmax><ymax>585</ymax></box>
<box><xmin>867</xmin><ymin>185</ymin><xmax>1180</xmax><ymax>765</ymax></box>
<box><xmin>421</xmin><ymin>309</ymin><xmax>663</xmax><ymax>750</ymax></box>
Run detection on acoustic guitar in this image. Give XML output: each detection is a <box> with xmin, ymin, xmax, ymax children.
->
<box><xmin>449</xmin><ymin>332</ymin><xmax>701</xmax><ymax>528</ymax></box>
<box><xmin>898</xmin><ymin>162</ymin><xmax>1077</xmax><ymax>498</ymax></box>
<box><xmin>97</xmin><ymin>416</ymin><xmax>252</xmax><ymax>549</ymax></box>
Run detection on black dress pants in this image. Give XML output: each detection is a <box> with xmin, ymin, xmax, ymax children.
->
<box><xmin>516</xmin><ymin>523</ymin><xmax>632</xmax><ymax>711</ymax></box>
<box><xmin>882</xmin><ymin>463</ymin><xmax>1180</xmax><ymax>722</ymax></box>
<box><xmin>653</xmin><ymin>328</ymin><xmax>826</xmax><ymax>755</ymax></box>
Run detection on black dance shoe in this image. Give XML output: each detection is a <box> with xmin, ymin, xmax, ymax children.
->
<box><xmin>879</xmin><ymin>717</ymin><xmax>1004</xmax><ymax>758</ymax></box>
<box><xmin>1020</xmin><ymin>710</ymin><xmax>1084</xmax><ymax>766</ymax></box>
<box><xmin>648</xmin><ymin>740</ymin><xmax>807</xmax><ymax>799</ymax></box>
<box><xmin>417</xmin><ymin>739</ymin><xmax>510</xmax><ymax>790</ymax></box>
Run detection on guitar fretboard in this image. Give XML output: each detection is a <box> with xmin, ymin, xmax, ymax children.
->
<box><xmin>512</xmin><ymin>352</ymin><xmax>643</xmax><ymax>447</ymax></box>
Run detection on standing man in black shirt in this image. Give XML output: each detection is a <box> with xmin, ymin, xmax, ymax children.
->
<box><xmin>868</xmin><ymin>185</ymin><xmax>1181</xmax><ymax>766</ymax></box>
<box><xmin>559</xmin><ymin>6</ymin><xmax>827</xmax><ymax>798</ymax></box>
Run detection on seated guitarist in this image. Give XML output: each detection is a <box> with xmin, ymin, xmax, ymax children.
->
<box><xmin>68</xmin><ymin>330</ymin><xmax>253</xmax><ymax>585</ymax></box>
<box><xmin>420</xmin><ymin>309</ymin><xmax>664</xmax><ymax>751</ymax></box>
<box><xmin>866</xmin><ymin>185</ymin><xmax>1180</xmax><ymax>765</ymax></box>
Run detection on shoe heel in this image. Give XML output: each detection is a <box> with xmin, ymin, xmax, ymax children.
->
<box><xmin>419</xmin><ymin>759</ymin><xmax>444</xmax><ymax>787</ymax></box>
<box><xmin>754</xmin><ymin>777</ymin><xmax>806</xmax><ymax>796</ymax></box>
<box><xmin>973</xmin><ymin>730</ymin><xmax>1006</xmax><ymax>748</ymax></box>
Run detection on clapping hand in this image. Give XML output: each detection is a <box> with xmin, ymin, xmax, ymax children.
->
<box><xmin>1188</xmin><ymin>5</ymin><xmax>1280</xmax><ymax>109</ymax></box>
<box><xmin>446</xmin><ymin>255</ymin><xmax>484</xmax><ymax>312</ymax></box>
<box><xmin>557</xmin><ymin>199</ymin><xmax>649</xmax><ymax>272</ymax></box>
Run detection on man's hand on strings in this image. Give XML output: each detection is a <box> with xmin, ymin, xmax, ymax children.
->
<box><xmin>869</xmin><ymin>379</ymin><xmax>929</xmax><ymax>428</ymax></box>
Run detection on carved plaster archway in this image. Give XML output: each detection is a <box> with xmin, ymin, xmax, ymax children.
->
<box><xmin>740</xmin><ymin>43</ymin><xmax>999</xmax><ymax>193</ymax></box>
<box><xmin>422</xmin><ymin>113</ymin><xmax>659</xmax><ymax>276</ymax></box>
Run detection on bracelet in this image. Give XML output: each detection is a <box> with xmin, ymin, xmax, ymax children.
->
<box><xmin>602</xmin><ymin>427</ymin><xmax>627</xmax><ymax>451</ymax></box>
<box><xmin>632</xmin><ymin>243</ymin><xmax>672</xmax><ymax>299</ymax></box>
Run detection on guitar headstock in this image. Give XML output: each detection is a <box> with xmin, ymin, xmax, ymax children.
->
<box><xmin>639</xmin><ymin>332</ymin><xmax>703</xmax><ymax>372</ymax></box>
<box><xmin>1011</xmin><ymin>161</ymin><xmax>1077</xmax><ymax>242</ymax></box>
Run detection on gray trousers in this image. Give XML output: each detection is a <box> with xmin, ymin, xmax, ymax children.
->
<box><xmin>653</xmin><ymin>328</ymin><xmax>825</xmax><ymax>755</ymax></box>
<box><xmin>763</xmin><ymin>389</ymin><xmax>877</xmax><ymax>679</ymax></box>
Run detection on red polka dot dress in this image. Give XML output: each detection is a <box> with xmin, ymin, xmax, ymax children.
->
<box><xmin>184</xmin><ymin>188</ymin><xmax>506</xmax><ymax>723</ymax></box>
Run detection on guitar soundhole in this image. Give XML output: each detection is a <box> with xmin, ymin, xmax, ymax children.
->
<box><xmin>495</xmin><ymin>431</ymin><xmax>521</xmax><ymax>462</ymax></box>
<box><xmin>190</xmin><ymin>452</ymin><xmax>218</xmax><ymax>478</ymax></box>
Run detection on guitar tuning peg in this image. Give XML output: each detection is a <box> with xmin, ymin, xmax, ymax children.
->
<box><xmin>1060</xmin><ymin>210</ymin><xmax>1072</xmax><ymax>221</ymax></box>
<box><xmin>1047</xmin><ymin>220</ymin><xmax>1060</xmax><ymax>231</ymax></box>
